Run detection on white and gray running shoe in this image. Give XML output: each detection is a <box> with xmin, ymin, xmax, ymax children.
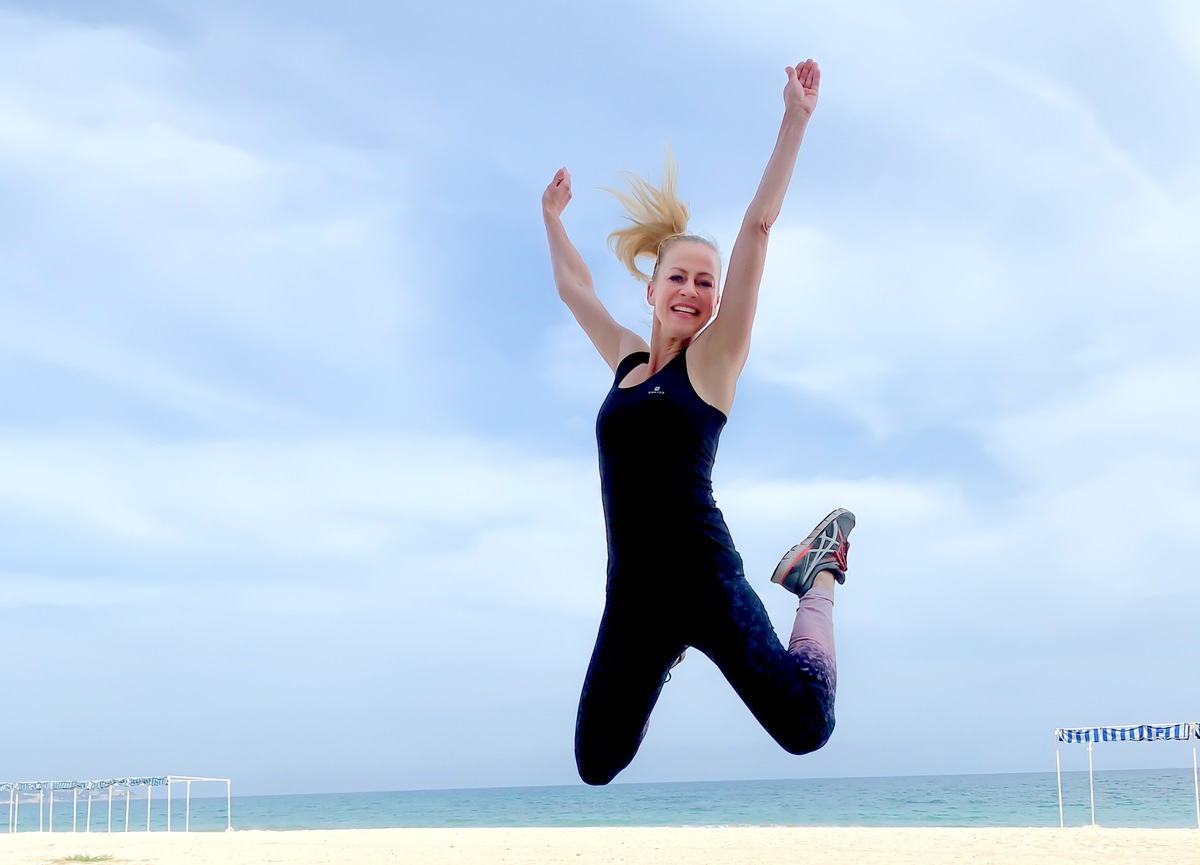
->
<box><xmin>771</xmin><ymin>508</ymin><xmax>855</xmax><ymax>597</ymax></box>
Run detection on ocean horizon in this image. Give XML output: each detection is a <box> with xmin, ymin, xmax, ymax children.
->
<box><xmin>6</xmin><ymin>769</ymin><xmax>1199</xmax><ymax>832</ymax></box>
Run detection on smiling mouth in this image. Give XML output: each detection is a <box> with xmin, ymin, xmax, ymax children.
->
<box><xmin>671</xmin><ymin>305</ymin><xmax>700</xmax><ymax>315</ymax></box>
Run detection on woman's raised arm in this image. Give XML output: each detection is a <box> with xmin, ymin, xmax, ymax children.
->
<box><xmin>544</xmin><ymin>167</ymin><xmax>644</xmax><ymax>372</ymax></box>
<box><xmin>694</xmin><ymin>60</ymin><xmax>821</xmax><ymax>381</ymax></box>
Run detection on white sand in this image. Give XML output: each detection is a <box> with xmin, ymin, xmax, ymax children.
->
<box><xmin>2</xmin><ymin>826</ymin><xmax>1198</xmax><ymax>865</ymax></box>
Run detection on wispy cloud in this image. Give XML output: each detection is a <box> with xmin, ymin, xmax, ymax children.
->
<box><xmin>0</xmin><ymin>8</ymin><xmax>428</xmax><ymax>403</ymax></box>
<box><xmin>0</xmin><ymin>431</ymin><xmax>604</xmax><ymax>607</ymax></box>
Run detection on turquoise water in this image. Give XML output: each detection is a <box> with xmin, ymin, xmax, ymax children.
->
<box><xmin>8</xmin><ymin>770</ymin><xmax>1198</xmax><ymax>832</ymax></box>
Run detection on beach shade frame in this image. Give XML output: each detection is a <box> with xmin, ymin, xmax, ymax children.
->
<box><xmin>165</xmin><ymin>776</ymin><xmax>233</xmax><ymax>832</ymax></box>
<box><xmin>48</xmin><ymin>781</ymin><xmax>78</xmax><ymax>833</ymax></box>
<box><xmin>1054</xmin><ymin>722</ymin><xmax>1200</xmax><ymax>829</ymax></box>
<box><xmin>1</xmin><ymin>775</ymin><xmax>230</xmax><ymax>834</ymax></box>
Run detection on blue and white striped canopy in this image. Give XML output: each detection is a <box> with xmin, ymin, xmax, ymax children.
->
<box><xmin>1</xmin><ymin>776</ymin><xmax>170</xmax><ymax>794</ymax></box>
<box><xmin>1056</xmin><ymin>723</ymin><xmax>1199</xmax><ymax>743</ymax></box>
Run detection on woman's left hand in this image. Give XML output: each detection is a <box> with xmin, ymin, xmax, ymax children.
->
<box><xmin>784</xmin><ymin>59</ymin><xmax>820</xmax><ymax>118</ymax></box>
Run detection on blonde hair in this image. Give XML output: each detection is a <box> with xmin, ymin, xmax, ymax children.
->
<box><xmin>605</xmin><ymin>146</ymin><xmax>717</xmax><ymax>283</ymax></box>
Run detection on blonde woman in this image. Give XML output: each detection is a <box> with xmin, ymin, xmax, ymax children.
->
<box><xmin>543</xmin><ymin>59</ymin><xmax>854</xmax><ymax>785</ymax></box>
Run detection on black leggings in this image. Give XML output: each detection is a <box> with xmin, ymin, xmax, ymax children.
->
<box><xmin>574</xmin><ymin>565</ymin><xmax>837</xmax><ymax>786</ymax></box>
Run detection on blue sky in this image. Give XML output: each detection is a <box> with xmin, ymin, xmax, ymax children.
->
<box><xmin>2</xmin><ymin>0</ymin><xmax>1199</xmax><ymax>796</ymax></box>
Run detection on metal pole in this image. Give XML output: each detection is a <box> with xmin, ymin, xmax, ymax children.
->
<box><xmin>49</xmin><ymin>788</ymin><xmax>54</xmax><ymax>833</ymax></box>
<box><xmin>1088</xmin><ymin>741</ymin><xmax>1096</xmax><ymax>826</ymax></box>
<box><xmin>185</xmin><ymin>781</ymin><xmax>191</xmax><ymax>833</ymax></box>
<box><xmin>107</xmin><ymin>786</ymin><xmax>112</xmax><ymax>833</ymax></box>
<box><xmin>167</xmin><ymin>782</ymin><xmax>171</xmax><ymax>833</ymax></box>
<box><xmin>124</xmin><ymin>788</ymin><xmax>130</xmax><ymax>833</ymax></box>
<box><xmin>1192</xmin><ymin>743</ymin><xmax>1198</xmax><ymax>831</ymax></box>
<box><xmin>147</xmin><ymin>784</ymin><xmax>152</xmax><ymax>832</ymax></box>
<box><xmin>1056</xmin><ymin>747</ymin><xmax>1064</xmax><ymax>828</ymax></box>
<box><xmin>226</xmin><ymin>780</ymin><xmax>232</xmax><ymax>832</ymax></box>
<box><xmin>86</xmin><ymin>791</ymin><xmax>91</xmax><ymax>833</ymax></box>
<box><xmin>39</xmin><ymin>789</ymin><xmax>44</xmax><ymax>832</ymax></box>
<box><xmin>73</xmin><ymin>788</ymin><xmax>78</xmax><ymax>833</ymax></box>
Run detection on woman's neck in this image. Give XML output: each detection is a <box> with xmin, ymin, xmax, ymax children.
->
<box><xmin>647</xmin><ymin>326</ymin><xmax>691</xmax><ymax>374</ymax></box>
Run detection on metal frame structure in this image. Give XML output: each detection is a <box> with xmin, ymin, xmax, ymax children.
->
<box><xmin>1054</xmin><ymin>722</ymin><xmax>1199</xmax><ymax>829</ymax></box>
<box><xmin>3</xmin><ymin>775</ymin><xmax>231</xmax><ymax>833</ymax></box>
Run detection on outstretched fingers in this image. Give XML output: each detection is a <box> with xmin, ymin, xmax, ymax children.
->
<box><xmin>794</xmin><ymin>58</ymin><xmax>820</xmax><ymax>89</ymax></box>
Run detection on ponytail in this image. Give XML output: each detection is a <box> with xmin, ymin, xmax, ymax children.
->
<box><xmin>605</xmin><ymin>147</ymin><xmax>713</xmax><ymax>283</ymax></box>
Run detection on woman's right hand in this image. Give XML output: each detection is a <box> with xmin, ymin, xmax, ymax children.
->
<box><xmin>542</xmin><ymin>167</ymin><xmax>572</xmax><ymax>219</ymax></box>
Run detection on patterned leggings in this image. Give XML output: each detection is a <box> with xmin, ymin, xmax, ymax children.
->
<box><xmin>574</xmin><ymin>566</ymin><xmax>837</xmax><ymax>786</ymax></box>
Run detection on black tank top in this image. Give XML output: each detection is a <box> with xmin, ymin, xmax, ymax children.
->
<box><xmin>596</xmin><ymin>350</ymin><xmax>739</xmax><ymax>575</ymax></box>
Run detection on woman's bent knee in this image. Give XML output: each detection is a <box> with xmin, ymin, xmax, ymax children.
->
<box><xmin>777</xmin><ymin>714</ymin><xmax>835</xmax><ymax>756</ymax></box>
<box><xmin>575</xmin><ymin>754</ymin><xmax>620</xmax><ymax>786</ymax></box>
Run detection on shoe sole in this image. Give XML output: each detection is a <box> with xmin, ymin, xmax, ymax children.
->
<box><xmin>771</xmin><ymin>507</ymin><xmax>853</xmax><ymax>585</ymax></box>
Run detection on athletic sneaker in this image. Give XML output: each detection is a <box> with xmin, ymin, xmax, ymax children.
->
<box><xmin>770</xmin><ymin>508</ymin><xmax>855</xmax><ymax>597</ymax></box>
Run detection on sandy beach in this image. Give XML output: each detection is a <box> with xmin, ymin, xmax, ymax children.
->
<box><xmin>1</xmin><ymin>826</ymin><xmax>1197</xmax><ymax>865</ymax></box>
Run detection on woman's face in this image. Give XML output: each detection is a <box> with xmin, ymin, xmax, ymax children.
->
<box><xmin>647</xmin><ymin>241</ymin><xmax>721</xmax><ymax>339</ymax></box>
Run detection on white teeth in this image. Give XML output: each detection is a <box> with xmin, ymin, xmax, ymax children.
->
<box><xmin>671</xmin><ymin>305</ymin><xmax>698</xmax><ymax>314</ymax></box>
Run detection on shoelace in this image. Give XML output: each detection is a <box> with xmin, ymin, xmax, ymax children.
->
<box><xmin>834</xmin><ymin>538</ymin><xmax>850</xmax><ymax>572</ymax></box>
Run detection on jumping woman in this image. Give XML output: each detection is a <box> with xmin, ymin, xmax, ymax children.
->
<box><xmin>542</xmin><ymin>59</ymin><xmax>855</xmax><ymax>786</ymax></box>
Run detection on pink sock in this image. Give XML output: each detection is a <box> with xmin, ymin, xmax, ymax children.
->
<box><xmin>788</xmin><ymin>587</ymin><xmax>835</xmax><ymax>660</ymax></box>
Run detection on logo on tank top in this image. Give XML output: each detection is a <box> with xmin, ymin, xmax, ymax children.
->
<box><xmin>649</xmin><ymin>386</ymin><xmax>665</xmax><ymax>395</ymax></box>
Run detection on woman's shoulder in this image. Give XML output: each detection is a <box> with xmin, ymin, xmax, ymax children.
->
<box><xmin>615</xmin><ymin>350</ymin><xmax>650</xmax><ymax>379</ymax></box>
<box><xmin>681</xmin><ymin>338</ymin><xmax>734</xmax><ymax>418</ymax></box>
<box><xmin>609</xmin><ymin>330</ymin><xmax>650</xmax><ymax>379</ymax></box>
<box><xmin>616</xmin><ymin>329</ymin><xmax>650</xmax><ymax>362</ymax></box>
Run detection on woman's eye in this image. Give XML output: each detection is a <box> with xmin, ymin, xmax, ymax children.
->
<box><xmin>670</xmin><ymin>274</ymin><xmax>684</xmax><ymax>282</ymax></box>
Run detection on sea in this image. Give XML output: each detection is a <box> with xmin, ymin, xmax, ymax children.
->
<box><xmin>6</xmin><ymin>770</ymin><xmax>1198</xmax><ymax>833</ymax></box>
